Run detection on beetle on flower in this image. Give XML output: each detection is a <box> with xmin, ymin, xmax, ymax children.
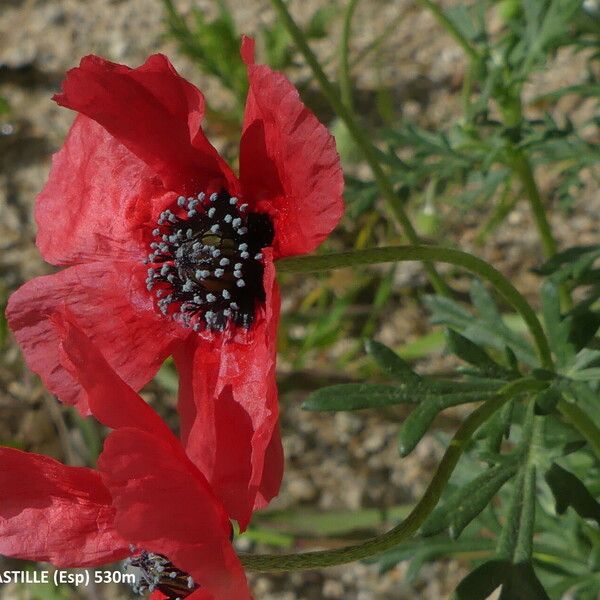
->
<box><xmin>6</xmin><ymin>37</ymin><xmax>344</xmax><ymax>530</ymax></box>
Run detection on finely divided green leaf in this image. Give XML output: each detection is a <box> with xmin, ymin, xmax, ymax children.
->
<box><xmin>304</xmin><ymin>380</ymin><xmax>500</xmax><ymax>412</ymax></box>
<box><xmin>445</xmin><ymin>329</ymin><xmax>508</xmax><ymax>377</ymax></box>
<box><xmin>422</xmin><ymin>463</ymin><xmax>517</xmax><ymax>538</ymax></box>
<box><xmin>303</xmin><ymin>383</ymin><xmax>414</xmax><ymax>411</ymax></box>
<box><xmin>545</xmin><ymin>463</ymin><xmax>600</xmax><ymax>524</ymax></box>
<box><xmin>425</xmin><ymin>281</ymin><xmax>537</xmax><ymax>366</ymax></box>
<box><xmin>365</xmin><ymin>339</ymin><xmax>421</xmax><ymax>382</ymax></box>
<box><xmin>541</xmin><ymin>281</ymin><xmax>575</xmax><ymax>368</ymax></box>
<box><xmin>534</xmin><ymin>385</ymin><xmax>562</xmax><ymax>415</ymax></box>
<box><xmin>454</xmin><ymin>560</ymin><xmax>550</xmax><ymax>600</ymax></box>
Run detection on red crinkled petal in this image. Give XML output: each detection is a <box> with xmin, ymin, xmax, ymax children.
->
<box><xmin>174</xmin><ymin>250</ymin><xmax>282</xmax><ymax>530</ymax></box>
<box><xmin>98</xmin><ymin>429</ymin><xmax>250</xmax><ymax>600</ymax></box>
<box><xmin>239</xmin><ymin>37</ymin><xmax>344</xmax><ymax>258</ymax></box>
<box><xmin>6</xmin><ymin>261</ymin><xmax>186</xmax><ymax>414</ymax></box>
<box><xmin>254</xmin><ymin>421</ymin><xmax>284</xmax><ymax>511</ymax></box>
<box><xmin>0</xmin><ymin>447</ymin><xmax>128</xmax><ymax>567</ymax></box>
<box><xmin>56</xmin><ymin>315</ymin><xmax>175</xmax><ymax>442</ymax></box>
<box><xmin>36</xmin><ymin>115</ymin><xmax>166</xmax><ymax>266</ymax></box>
<box><xmin>54</xmin><ymin>54</ymin><xmax>239</xmax><ymax>195</ymax></box>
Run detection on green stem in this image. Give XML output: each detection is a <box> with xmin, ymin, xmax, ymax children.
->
<box><xmin>557</xmin><ymin>399</ymin><xmax>600</xmax><ymax>459</ymax></box>
<box><xmin>241</xmin><ymin>379</ymin><xmax>543</xmax><ymax>571</ymax></box>
<box><xmin>509</xmin><ymin>150</ymin><xmax>558</xmax><ymax>260</ymax></box>
<box><xmin>276</xmin><ymin>245</ymin><xmax>554</xmax><ymax>371</ymax></box>
<box><xmin>414</xmin><ymin>0</ymin><xmax>480</xmax><ymax>63</ymax></box>
<box><xmin>340</xmin><ymin>0</ymin><xmax>360</xmax><ymax>111</ymax></box>
<box><xmin>500</xmin><ymin>98</ymin><xmax>571</xmax><ymax>309</ymax></box>
<box><xmin>268</xmin><ymin>0</ymin><xmax>449</xmax><ymax>296</ymax></box>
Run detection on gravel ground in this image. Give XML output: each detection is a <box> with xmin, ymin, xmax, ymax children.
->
<box><xmin>1</xmin><ymin>1</ymin><xmax>599</xmax><ymax>599</ymax></box>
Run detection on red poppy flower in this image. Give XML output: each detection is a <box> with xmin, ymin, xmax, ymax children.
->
<box><xmin>0</xmin><ymin>315</ymin><xmax>251</xmax><ymax>600</ymax></box>
<box><xmin>6</xmin><ymin>38</ymin><xmax>344</xmax><ymax>529</ymax></box>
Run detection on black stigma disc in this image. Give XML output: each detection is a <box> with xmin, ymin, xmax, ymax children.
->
<box><xmin>144</xmin><ymin>189</ymin><xmax>274</xmax><ymax>332</ymax></box>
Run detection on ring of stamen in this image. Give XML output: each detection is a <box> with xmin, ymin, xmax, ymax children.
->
<box><xmin>144</xmin><ymin>190</ymin><xmax>274</xmax><ymax>331</ymax></box>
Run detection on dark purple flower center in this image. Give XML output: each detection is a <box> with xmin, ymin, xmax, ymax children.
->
<box><xmin>144</xmin><ymin>190</ymin><xmax>273</xmax><ymax>331</ymax></box>
<box><xmin>125</xmin><ymin>550</ymin><xmax>198</xmax><ymax>598</ymax></box>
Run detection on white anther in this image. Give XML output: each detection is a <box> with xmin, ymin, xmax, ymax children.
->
<box><xmin>212</xmin><ymin>249</ymin><xmax>221</xmax><ymax>257</ymax></box>
<box><xmin>254</xmin><ymin>253</ymin><xmax>263</xmax><ymax>260</ymax></box>
<box><xmin>214</xmin><ymin>268</ymin><xmax>224</xmax><ymax>277</ymax></box>
<box><xmin>241</xmin><ymin>251</ymin><xmax>249</xmax><ymax>259</ymax></box>
<box><xmin>167</xmin><ymin>274</ymin><xmax>175</xmax><ymax>283</ymax></box>
<box><xmin>152</xmin><ymin>228</ymin><xmax>160</xmax><ymax>236</ymax></box>
<box><xmin>224</xmin><ymin>214</ymin><xmax>233</xmax><ymax>223</ymax></box>
<box><xmin>177</xmin><ymin>196</ymin><xmax>186</xmax><ymax>206</ymax></box>
<box><xmin>234</xmin><ymin>262</ymin><xmax>242</xmax><ymax>270</ymax></box>
<box><xmin>169</xmin><ymin>572</ymin><xmax>177</xmax><ymax>579</ymax></box>
<box><xmin>196</xmin><ymin>269</ymin><xmax>210</xmax><ymax>278</ymax></box>
<box><xmin>232</xmin><ymin>218</ymin><xmax>242</xmax><ymax>228</ymax></box>
<box><xmin>198</xmin><ymin>192</ymin><xmax>205</xmax><ymax>201</ymax></box>
<box><xmin>160</xmin><ymin>265</ymin><xmax>170</xmax><ymax>275</ymax></box>
<box><xmin>239</xmin><ymin>203</ymin><xmax>248</xmax><ymax>211</ymax></box>
<box><xmin>238</xmin><ymin>243</ymin><xmax>248</xmax><ymax>251</ymax></box>
<box><xmin>223</xmin><ymin>308</ymin><xmax>231</xmax><ymax>317</ymax></box>
<box><xmin>193</xmin><ymin>242</ymin><xmax>201</xmax><ymax>251</ymax></box>
<box><xmin>193</xmin><ymin>295</ymin><xmax>202</xmax><ymax>304</ymax></box>
<box><xmin>168</xmin><ymin>213</ymin><xmax>177</xmax><ymax>223</ymax></box>
<box><xmin>219</xmin><ymin>258</ymin><xmax>230</xmax><ymax>266</ymax></box>
<box><xmin>150</xmin><ymin>242</ymin><xmax>159</xmax><ymax>249</ymax></box>
<box><xmin>234</xmin><ymin>270</ymin><xmax>242</xmax><ymax>278</ymax></box>
<box><xmin>210</xmin><ymin>224</ymin><xmax>220</xmax><ymax>234</ymax></box>
<box><xmin>210</xmin><ymin>193</ymin><xmax>218</xmax><ymax>202</ymax></box>
<box><xmin>146</xmin><ymin>282</ymin><xmax>154</xmax><ymax>291</ymax></box>
<box><xmin>162</xmin><ymin>234</ymin><xmax>169</xmax><ymax>242</ymax></box>
<box><xmin>222</xmin><ymin>289</ymin><xmax>231</xmax><ymax>300</ymax></box>
<box><xmin>186</xmin><ymin>229</ymin><xmax>193</xmax><ymax>239</ymax></box>
<box><xmin>229</xmin><ymin>197</ymin><xmax>238</xmax><ymax>205</ymax></box>
<box><xmin>236</xmin><ymin>279</ymin><xmax>246</xmax><ymax>287</ymax></box>
<box><xmin>208</xmin><ymin>207</ymin><xmax>216</xmax><ymax>218</ymax></box>
<box><xmin>182</xmin><ymin>280</ymin><xmax>194</xmax><ymax>292</ymax></box>
<box><xmin>206</xmin><ymin>293</ymin><xmax>217</xmax><ymax>302</ymax></box>
<box><xmin>238</xmin><ymin>227</ymin><xmax>248</xmax><ymax>235</ymax></box>
<box><xmin>187</xmin><ymin>576</ymin><xmax>194</xmax><ymax>588</ymax></box>
<box><xmin>231</xmin><ymin>302</ymin><xmax>239</xmax><ymax>310</ymax></box>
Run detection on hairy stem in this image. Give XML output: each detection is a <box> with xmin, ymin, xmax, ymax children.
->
<box><xmin>241</xmin><ymin>379</ymin><xmax>544</xmax><ymax>571</ymax></box>
<box><xmin>276</xmin><ymin>245</ymin><xmax>554</xmax><ymax>371</ymax></box>
<box><xmin>509</xmin><ymin>150</ymin><xmax>557</xmax><ymax>259</ymax></box>
<box><xmin>500</xmin><ymin>98</ymin><xmax>572</xmax><ymax>309</ymax></box>
<box><xmin>268</xmin><ymin>0</ymin><xmax>449</xmax><ymax>296</ymax></box>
